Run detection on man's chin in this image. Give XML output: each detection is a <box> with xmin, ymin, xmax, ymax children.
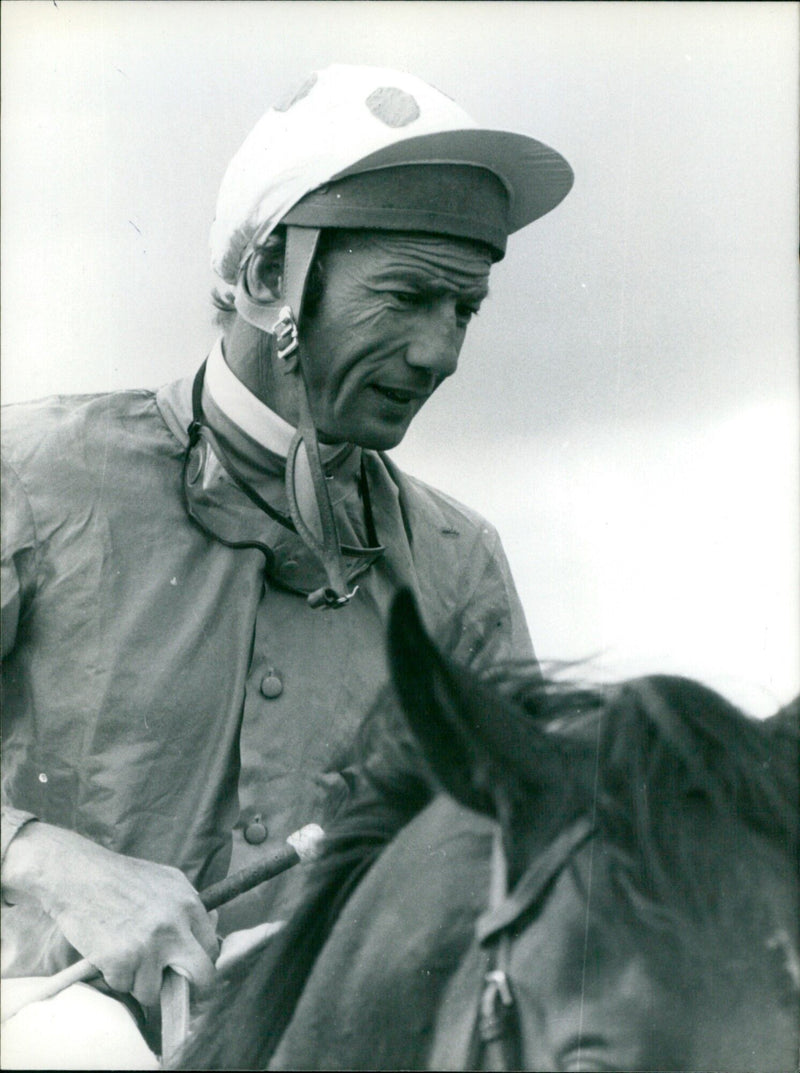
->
<box><xmin>319</xmin><ymin>419</ymin><xmax>410</xmax><ymax>452</ymax></box>
<box><xmin>354</xmin><ymin>420</ymin><xmax>412</xmax><ymax>451</ymax></box>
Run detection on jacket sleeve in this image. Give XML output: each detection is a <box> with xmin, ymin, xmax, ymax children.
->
<box><xmin>1</xmin><ymin>458</ymin><xmax>37</xmax><ymax>659</ymax></box>
<box><xmin>1</xmin><ymin>459</ymin><xmax>40</xmax><ymax>856</ymax></box>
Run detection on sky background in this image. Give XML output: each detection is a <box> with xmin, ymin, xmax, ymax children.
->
<box><xmin>2</xmin><ymin>1</ymin><xmax>797</xmax><ymax>714</ymax></box>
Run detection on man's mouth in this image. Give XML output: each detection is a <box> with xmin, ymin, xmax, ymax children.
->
<box><xmin>371</xmin><ymin>385</ymin><xmax>426</xmax><ymax>405</ymax></box>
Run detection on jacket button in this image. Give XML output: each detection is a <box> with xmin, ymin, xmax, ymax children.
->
<box><xmin>244</xmin><ymin>819</ymin><xmax>268</xmax><ymax>845</ymax></box>
<box><xmin>260</xmin><ymin>673</ymin><xmax>283</xmax><ymax>699</ymax></box>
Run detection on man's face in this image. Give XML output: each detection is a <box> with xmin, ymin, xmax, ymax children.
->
<box><xmin>298</xmin><ymin>231</ymin><xmax>493</xmax><ymax>449</ymax></box>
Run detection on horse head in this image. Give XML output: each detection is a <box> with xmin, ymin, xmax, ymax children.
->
<box><xmin>388</xmin><ymin>589</ymin><xmax>800</xmax><ymax>1071</ymax></box>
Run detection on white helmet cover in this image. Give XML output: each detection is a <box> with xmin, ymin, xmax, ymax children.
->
<box><xmin>211</xmin><ymin>63</ymin><xmax>573</xmax><ymax>284</ymax></box>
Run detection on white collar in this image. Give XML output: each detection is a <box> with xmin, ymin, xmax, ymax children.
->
<box><xmin>204</xmin><ymin>337</ymin><xmax>342</xmax><ymax>461</ymax></box>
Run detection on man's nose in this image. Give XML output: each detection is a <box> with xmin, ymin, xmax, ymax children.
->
<box><xmin>403</xmin><ymin>300</ymin><xmax>463</xmax><ymax>379</ymax></box>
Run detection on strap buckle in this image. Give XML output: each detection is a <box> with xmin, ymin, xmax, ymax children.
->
<box><xmin>307</xmin><ymin>585</ymin><xmax>359</xmax><ymax>610</ymax></box>
<box><xmin>478</xmin><ymin>969</ymin><xmax>516</xmax><ymax>1044</ymax></box>
<box><xmin>271</xmin><ymin>305</ymin><xmax>299</xmax><ymax>361</ymax></box>
<box><xmin>483</xmin><ymin>969</ymin><xmax>514</xmax><ymax>1010</ymax></box>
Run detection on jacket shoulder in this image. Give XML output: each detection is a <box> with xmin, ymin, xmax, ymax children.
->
<box><xmin>370</xmin><ymin>452</ymin><xmax>534</xmax><ymax>665</ymax></box>
<box><xmin>2</xmin><ymin>390</ymin><xmax>163</xmax><ymax>469</ymax></box>
<box><xmin>377</xmin><ymin>452</ymin><xmax>500</xmax><ymax>546</ymax></box>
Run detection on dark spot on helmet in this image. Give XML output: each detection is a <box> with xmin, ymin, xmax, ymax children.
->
<box><xmin>365</xmin><ymin>87</ymin><xmax>421</xmax><ymax>128</ymax></box>
<box><xmin>274</xmin><ymin>72</ymin><xmax>318</xmax><ymax>113</ymax></box>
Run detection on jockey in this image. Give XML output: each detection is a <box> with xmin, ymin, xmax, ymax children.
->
<box><xmin>1</xmin><ymin>64</ymin><xmax>572</xmax><ymax>1067</ymax></box>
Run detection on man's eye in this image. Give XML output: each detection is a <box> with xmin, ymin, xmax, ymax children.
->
<box><xmin>388</xmin><ymin>292</ymin><xmax>480</xmax><ymax>323</ymax></box>
<box><xmin>390</xmin><ymin>291</ymin><xmax>422</xmax><ymax>306</ymax></box>
<box><xmin>456</xmin><ymin>302</ymin><xmax>480</xmax><ymax>323</ymax></box>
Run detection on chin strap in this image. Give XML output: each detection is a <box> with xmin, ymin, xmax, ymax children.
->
<box><xmin>236</xmin><ymin>225</ymin><xmax>361</xmax><ymax>609</ymax></box>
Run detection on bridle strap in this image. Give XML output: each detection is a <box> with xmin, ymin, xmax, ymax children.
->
<box><xmin>476</xmin><ymin>816</ymin><xmax>595</xmax><ymax>944</ymax></box>
<box><xmin>468</xmin><ymin>817</ymin><xmax>596</xmax><ymax>1070</ymax></box>
<box><xmin>475</xmin><ymin>935</ymin><xmax>520</xmax><ymax>1072</ymax></box>
<box><xmin>469</xmin><ymin>829</ymin><xmax>519</xmax><ymax>1072</ymax></box>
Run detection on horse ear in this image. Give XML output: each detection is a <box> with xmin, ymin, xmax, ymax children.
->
<box><xmin>387</xmin><ymin>589</ymin><xmax>568</xmax><ymax>816</ymax></box>
<box><xmin>388</xmin><ymin>589</ymin><xmax>491</xmax><ymax>811</ymax></box>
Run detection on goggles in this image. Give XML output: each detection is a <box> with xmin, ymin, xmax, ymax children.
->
<box><xmin>182</xmin><ymin>361</ymin><xmax>384</xmax><ymax>608</ymax></box>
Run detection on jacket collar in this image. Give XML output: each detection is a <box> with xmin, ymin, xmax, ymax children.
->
<box><xmin>203</xmin><ymin>337</ymin><xmax>344</xmax><ymax>463</ymax></box>
<box><xmin>155</xmin><ymin>340</ymin><xmax>355</xmax><ymax>479</ymax></box>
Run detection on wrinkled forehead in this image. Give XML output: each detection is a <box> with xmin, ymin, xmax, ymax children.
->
<box><xmin>321</xmin><ymin>229</ymin><xmax>494</xmax><ymax>289</ymax></box>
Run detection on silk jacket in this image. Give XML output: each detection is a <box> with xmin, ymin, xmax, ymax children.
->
<box><xmin>1</xmin><ymin>370</ymin><xmax>534</xmax><ymax>970</ymax></box>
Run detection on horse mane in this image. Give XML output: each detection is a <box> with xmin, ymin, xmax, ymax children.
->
<box><xmin>501</xmin><ymin>669</ymin><xmax>799</xmax><ymax>985</ymax></box>
<box><xmin>482</xmin><ymin>664</ymin><xmax>796</xmax><ymax>836</ymax></box>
